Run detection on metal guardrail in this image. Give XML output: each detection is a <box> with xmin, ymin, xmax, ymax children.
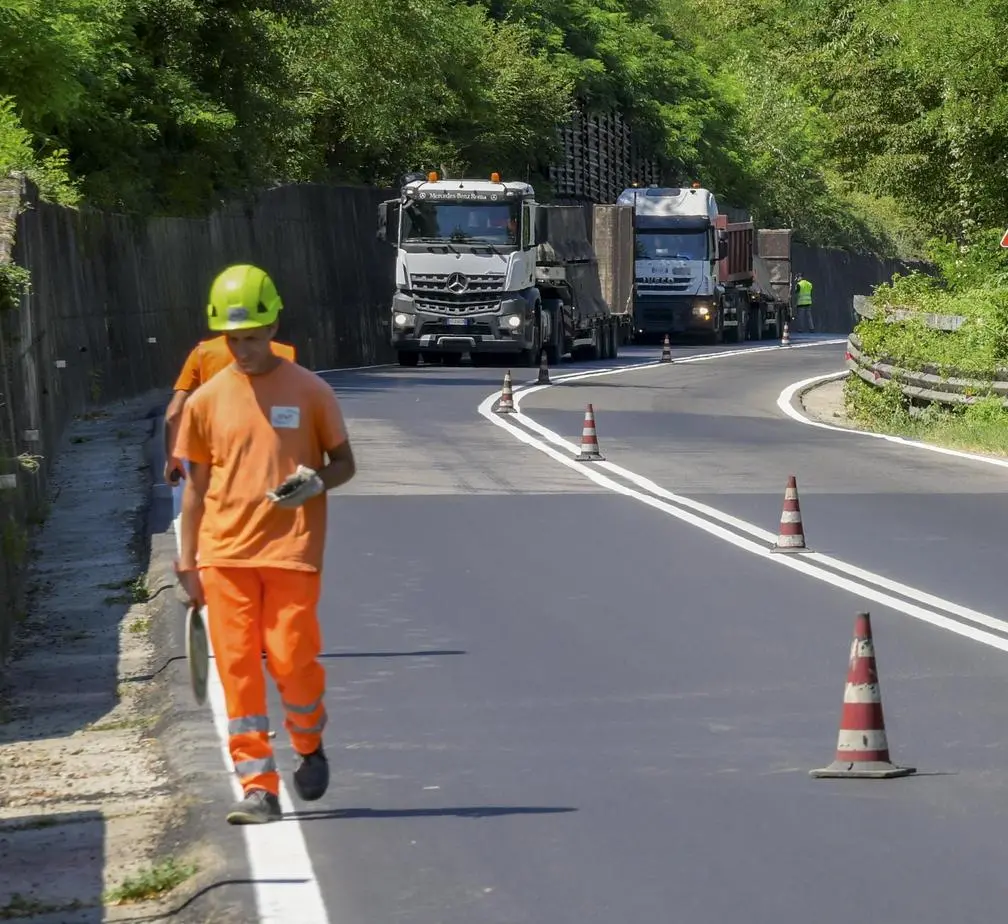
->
<box><xmin>844</xmin><ymin>333</ymin><xmax>1008</xmax><ymax>407</ymax></box>
<box><xmin>852</xmin><ymin>294</ymin><xmax>966</xmax><ymax>331</ymax></box>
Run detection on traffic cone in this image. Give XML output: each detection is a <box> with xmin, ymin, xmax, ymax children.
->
<box><xmin>496</xmin><ymin>370</ymin><xmax>515</xmax><ymax>414</ymax></box>
<box><xmin>771</xmin><ymin>475</ymin><xmax>807</xmax><ymax>552</ymax></box>
<box><xmin>537</xmin><ymin>349</ymin><xmax>550</xmax><ymax>385</ymax></box>
<box><xmin>660</xmin><ymin>335</ymin><xmax>672</xmax><ymax>363</ymax></box>
<box><xmin>575</xmin><ymin>404</ymin><xmax>605</xmax><ymax>461</ymax></box>
<box><xmin>811</xmin><ymin>611</ymin><xmax>915</xmax><ymax>779</ymax></box>
<box><xmin>781</xmin><ymin>322</ymin><xmax>791</xmax><ymax>346</ymax></box>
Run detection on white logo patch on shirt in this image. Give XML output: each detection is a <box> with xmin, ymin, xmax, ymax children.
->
<box><xmin>270</xmin><ymin>406</ymin><xmax>301</xmax><ymax>429</ymax></box>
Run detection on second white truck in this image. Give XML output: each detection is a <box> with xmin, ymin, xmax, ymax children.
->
<box><xmin>616</xmin><ymin>184</ymin><xmax>791</xmax><ymax>343</ymax></box>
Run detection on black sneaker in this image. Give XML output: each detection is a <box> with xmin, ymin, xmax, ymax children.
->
<box><xmin>226</xmin><ymin>788</ymin><xmax>282</xmax><ymax>825</ymax></box>
<box><xmin>293</xmin><ymin>747</ymin><xmax>329</xmax><ymax>801</ymax></box>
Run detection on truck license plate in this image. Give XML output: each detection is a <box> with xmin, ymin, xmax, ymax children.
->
<box><xmin>446</xmin><ymin>317</ymin><xmax>468</xmax><ymax>326</ymax></box>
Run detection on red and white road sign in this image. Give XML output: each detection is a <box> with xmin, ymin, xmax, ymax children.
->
<box><xmin>1001</xmin><ymin>227</ymin><xmax>1008</xmax><ymax>248</ymax></box>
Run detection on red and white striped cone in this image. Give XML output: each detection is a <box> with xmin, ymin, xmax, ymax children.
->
<box><xmin>496</xmin><ymin>370</ymin><xmax>515</xmax><ymax>414</ymax></box>
<box><xmin>660</xmin><ymin>335</ymin><xmax>672</xmax><ymax>363</ymax></box>
<box><xmin>771</xmin><ymin>474</ymin><xmax>807</xmax><ymax>552</ymax></box>
<box><xmin>781</xmin><ymin>322</ymin><xmax>791</xmax><ymax>346</ymax></box>
<box><xmin>811</xmin><ymin>611</ymin><xmax>915</xmax><ymax>779</ymax></box>
<box><xmin>575</xmin><ymin>404</ymin><xmax>605</xmax><ymax>461</ymax></box>
<box><xmin>537</xmin><ymin>349</ymin><xmax>551</xmax><ymax>385</ymax></box>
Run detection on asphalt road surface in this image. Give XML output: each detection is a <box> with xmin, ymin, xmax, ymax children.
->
<box><xmin>247</xmin><ymin>338</ymin><xmax>1008</xmax><ymax>923</ymax></box>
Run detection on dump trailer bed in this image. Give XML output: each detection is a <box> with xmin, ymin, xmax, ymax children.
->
<box><xmin>714</xmin><ymin>218</ymin><xmax>791</xmax><ymax>342</ymax></box>
<box><xmin>534</xmin><ymin>205</ymin><xmax>621</xmax><ymax>362</ymax></box>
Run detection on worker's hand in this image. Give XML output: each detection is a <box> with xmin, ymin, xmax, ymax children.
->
<box><xmin>165</xmin><ymin>458</ymin><xmax>186</xmax><ymax>485</ymax></box>
<box><xmin>266</xmin><ymin>465</ymin><xmax>325</xmax><ymax>508</ymax></box>
<box><xmin>174</xmin><ymin>561</ymin><xmax>205</xmax><ymax>608</ymax></box>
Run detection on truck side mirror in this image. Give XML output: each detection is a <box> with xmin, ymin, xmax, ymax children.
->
<box><xmin>717</xmin><ymin>231</ymin><xmax>728</xmax><ymax>261</ymax></box>
<box><xmin>377</xmin><ymin>200</ymin><xmax>399</xmax><ymax>243</ymax></box>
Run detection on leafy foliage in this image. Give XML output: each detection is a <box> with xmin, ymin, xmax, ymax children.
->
<box><xmin>855</xmin><ymin>228</ymin><xmax>1008</xmax><ymax>377</ymax></box>
<box><xmin>0</xmin><ymin>0</ymin><xmax>1003</xmax><ymax>257</ymax></box>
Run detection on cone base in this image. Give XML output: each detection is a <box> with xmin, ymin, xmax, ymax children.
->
<box><xmin>537</xmin><ymin>372</ymin><xmax>550</xmax><ymax>384</ymax></box>
<box><xmin>770</xmin><ymin>542</ymin><xmax>808</xmax><ymax>553</ymax></box>
<box><xmin>810</xmin><ymin>759</ymin><xmax>916</xmax><ymax>779</ymax></box>
<box><xmin>495</xmin><ymin>406</ymin><xmax>515</xmax><ymax>415</ymax></box>
<box><xmin>576</xmin><ymin>452</ymin><xmax>605</xmax><ymax>462</ymax></box>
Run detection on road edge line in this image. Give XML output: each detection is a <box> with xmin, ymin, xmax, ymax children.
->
<box><xmin>777</xmin><ymin>370</ymin><xmax>1008</xmax><ymax>470</ymax></box>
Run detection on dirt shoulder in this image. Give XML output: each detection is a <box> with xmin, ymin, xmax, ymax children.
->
<box><xmin>798</xmin><ymin>377</ymin><xmax>857</xmax><ymax>429</ymax></box>
<box><xmin>0</xmin><ymin>394</ymin><xmax>248</xmax><ymax>923</ymax></box>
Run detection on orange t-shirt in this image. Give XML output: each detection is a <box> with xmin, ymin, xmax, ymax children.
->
<box><xmin>174</xmin><ymin>360</ymin><xmax>347</xmax><ymax>572</ymax></box>
<box><xmin>173</xmin><ymin>335</ymin><xmax>297</xmax><ymax>392</ymax></box>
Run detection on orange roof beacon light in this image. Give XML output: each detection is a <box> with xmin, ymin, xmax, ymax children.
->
<box><xmin>427</xmin><ymin>171</ymin><xmax>438</xmax><ymax>182</ymax></box>
<box><xmin>490</xmin><ymin>172</ymin><xmax>501</xmax><ymax>183</ymax></box>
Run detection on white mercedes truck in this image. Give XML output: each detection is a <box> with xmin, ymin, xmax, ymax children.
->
<box><xmin>377</xmin><ymin>171</ymin><xmax>620</xmax><ymax>367</ymax></box>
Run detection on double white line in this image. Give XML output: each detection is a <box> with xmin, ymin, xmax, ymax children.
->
<box><xmin>477</xmin><ymin>344</ymin><xmax>1008</xmax><ymax>654</ymax></box>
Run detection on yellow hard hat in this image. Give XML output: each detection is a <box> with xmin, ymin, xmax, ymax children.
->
<box><xmin>206</xmin><ymin>264</ymin><xmax>283</xmax><ymax>331</ymax></box>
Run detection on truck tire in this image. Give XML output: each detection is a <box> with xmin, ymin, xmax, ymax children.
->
<box><xmin>520</xmin><ymin>303</ymin><xmax>543</xmax><ymax>367</ymax></box>
<box><xmin>609</xmin><ymin>320</ymin><xmax>619</xmax><ymax>359</ymax></box>
<box><xmin>398</xmin><ymin>350</ymin><xmax>419</xmax><ymax>367</ymax></box>
<box><xmin>542</xmin><ymin>298</ymin><xmax>565</xmax><ymax>365</ymax></box>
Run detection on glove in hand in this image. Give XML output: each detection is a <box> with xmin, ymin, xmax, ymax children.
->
<box><xmin>266</xmin><ymin>465</ymin><xmax>325</xmax><ymax>508</ymax></box>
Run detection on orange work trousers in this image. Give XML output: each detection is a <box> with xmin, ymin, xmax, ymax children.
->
<box><xmin>200</xmin><ymin>566</ymin><xmax>327</xmax><ymax>796</ymax></box>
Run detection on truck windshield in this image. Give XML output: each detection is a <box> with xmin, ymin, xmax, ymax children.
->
<box><xmin>402</xmin><ymin>201</ymin><xmax>520</xmax><ymax>245</ymax></box>
<box><xmin>634</xmin><ymin>231</ymin><xmax>708</xmax><ymax>261</ymax></box>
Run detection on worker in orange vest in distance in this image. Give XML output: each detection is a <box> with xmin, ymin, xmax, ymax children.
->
<box><xmin>174</xmin><ymin>263</ymin><xmax>356</xmax><ymax>824</ymax></box>
<box><xmin>164</xmin><ymin>317</ymin><xmax>297</xmax><ymax>486</ymax></box>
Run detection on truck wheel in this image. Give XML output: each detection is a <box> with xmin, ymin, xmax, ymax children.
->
<box><xmin>542</xmin><ymin>298</ymin><xmax>564</xmax><ymax>365</ymax></box>
<box><xmin>609</xmin><ymin>321</ymin><xmax>619</xmax><ymax>359</ymax></box>
<box><xmin>398</xmin><ymin>351</ymin><xmax>420</xmax><ymax>367</ymax></box>
<box><xmin>520</xmin><ymin>306</ymin><xmax>543</xmax><ymax>366</ymax></box>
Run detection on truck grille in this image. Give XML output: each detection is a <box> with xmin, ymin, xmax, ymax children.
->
<box><xmin>410</xmin><ymin>273</ymin><xmax>506</xmax><ymax>294</ymax></box>
<box><xmin>636</xmin><ymin>296</ymin><xmax>695</xmax><ymax>331</ymax></box>
<box><xmin>637</xmin><ymin>279</ymin><xmax>692</xmax><ymax>293</ymax></box>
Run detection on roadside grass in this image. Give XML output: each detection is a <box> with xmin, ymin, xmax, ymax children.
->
<box><xmin>103</xmin><ymin>855</ymin><xmax>197</xmax><ymax>906</ymax></box>
<box><xmin>843</xmin><ymin>375</ymin><xmax>1008</xmax><ymax>457</ymax></box>
<box><xmin>846</xmin><ymin>227</ymin><xmax>1008</xmax><ymax>456</ymax></box>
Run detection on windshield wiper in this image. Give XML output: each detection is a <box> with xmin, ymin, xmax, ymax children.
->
<box><xmin>406</xmin><ymin>238</ymin><xmax>460</xmax><ymax>253</ymax></box>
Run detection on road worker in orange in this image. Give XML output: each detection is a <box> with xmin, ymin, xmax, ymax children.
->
<box><xmin>163</xmin><ymin>313</ymin><xmax>297</xmax><ymax>486</ymax></box>
<box><xmin>174</xmin><ymin>264</ymin><xmax>356</xmax><ymax>824</ymax></box>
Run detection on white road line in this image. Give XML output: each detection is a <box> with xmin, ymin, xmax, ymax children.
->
<box><xmin>477</xmin><ymin>346</ymin><xmax>1008</xmax><ymax>654</ymax></box>
<box><xmin>171</xmin><ymin>504</ymin><xmax>330</xmax><ymax>922</ymax></box>
<box><xmin>777</xmin><ymin>370</ymin><xmax>1008</xmax><ymax>470</ymax></box>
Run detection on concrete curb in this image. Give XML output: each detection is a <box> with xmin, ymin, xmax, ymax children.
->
<box><xmin>786</xmin><ymin>370</ymin><xmax>857</xmax><ymax>429</ymax></box>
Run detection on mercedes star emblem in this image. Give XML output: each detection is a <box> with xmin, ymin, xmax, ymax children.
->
<box><xmin>447</xmin><ymin>273</ymin><xmax>469</xmax><ymax>293</ymax></box>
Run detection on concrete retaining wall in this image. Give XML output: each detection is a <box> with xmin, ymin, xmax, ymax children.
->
<box><xmin>790</xmin><ymin>242</ymin><xmax>925</xmax><ymax>334</ymax></box>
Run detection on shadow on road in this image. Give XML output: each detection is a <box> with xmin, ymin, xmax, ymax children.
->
<box><xmin>289</xmin><ymin>805</ymin><xmax>578</xmax><ymax>822</ymax></box>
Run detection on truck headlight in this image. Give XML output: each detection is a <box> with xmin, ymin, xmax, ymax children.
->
<box><xmin>394</xmin><ymin>312</ymin><xmax>413</xmax><ymax>328</ymax></box>
<box><xmin>501</xmin><ymin>314</ymin><xmax>522</xmax><ymax>329</ymax></box>
<box><xmin>692</xmin><ymin>304</ymin><xmax>711</xmax><ymax>319</ymax></box>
